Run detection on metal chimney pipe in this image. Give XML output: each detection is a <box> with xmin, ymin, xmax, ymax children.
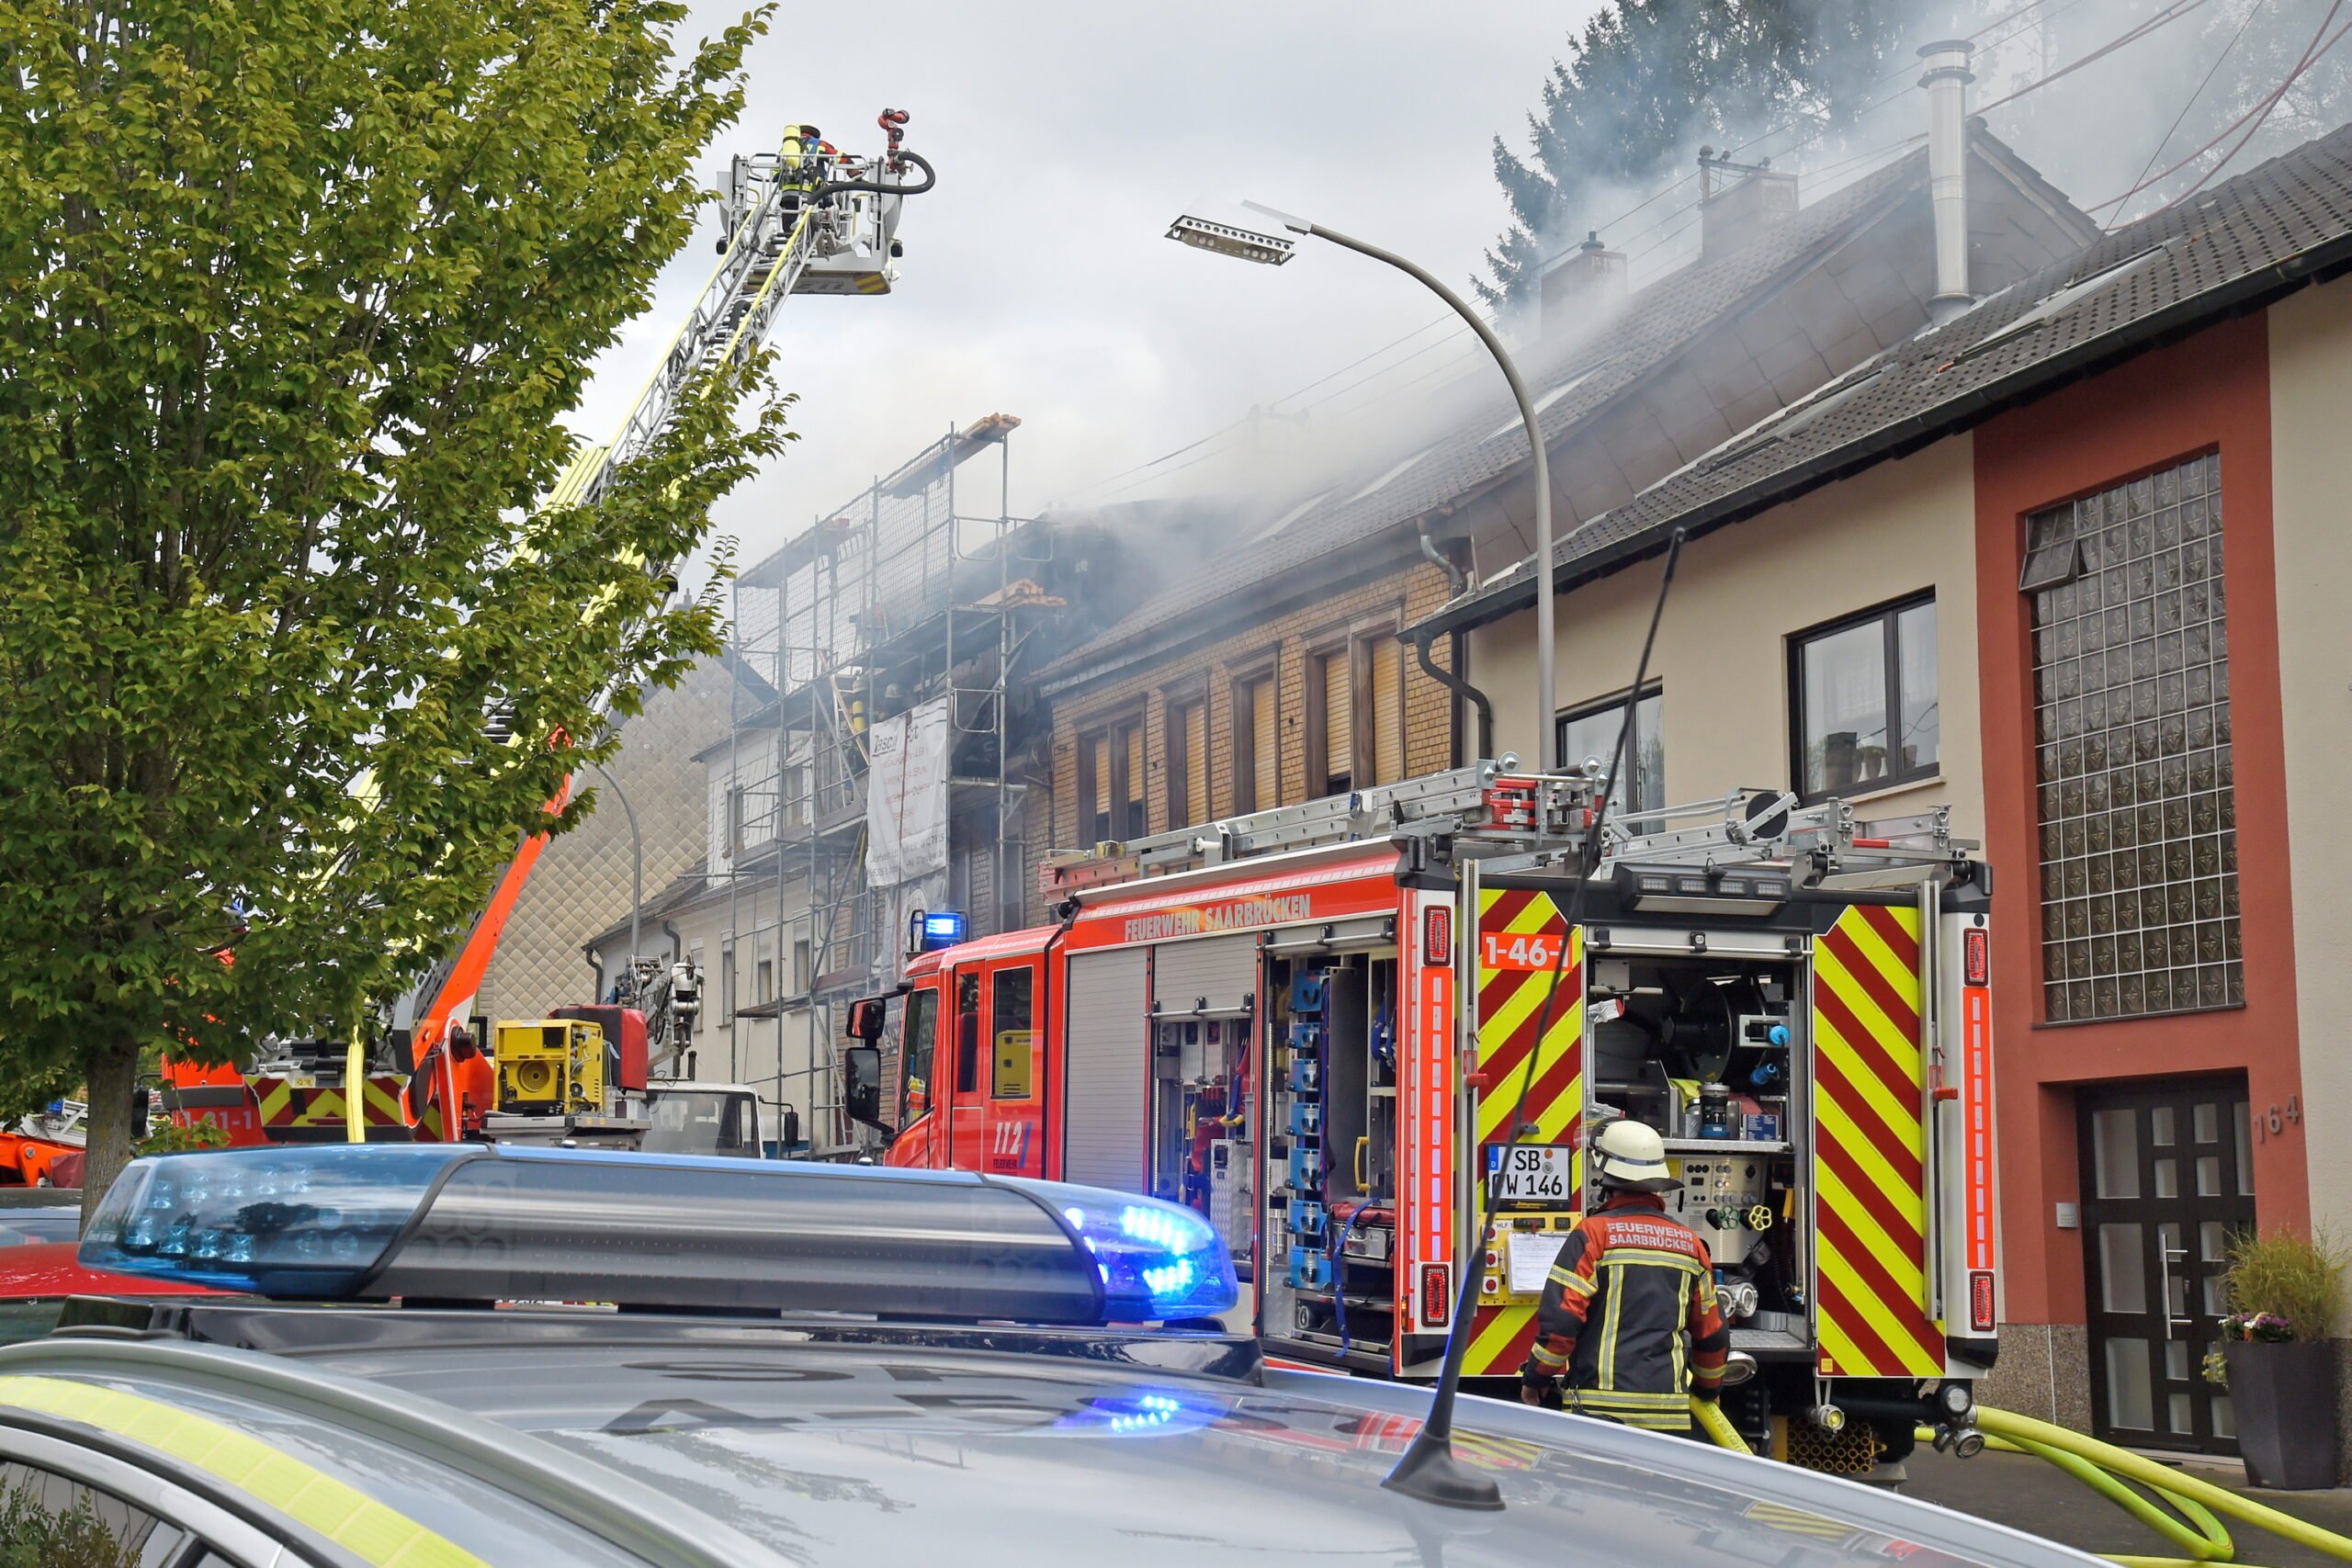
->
<box><xmin>1919</xmin><ymin>38</ymin><xmax>1975</xmax><ymax>325</ymax></box>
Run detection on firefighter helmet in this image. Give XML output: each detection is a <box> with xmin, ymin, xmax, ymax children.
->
<box><xmin>1588</xmin><ymin>1119</ymin><xmax>1679</xmax><ymax>1194</ymax></box>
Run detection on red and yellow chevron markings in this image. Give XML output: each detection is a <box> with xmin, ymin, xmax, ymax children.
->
<box><xmin>1465</xmin><ymin>886</ymin><xmax>1585</xmax><ymax>1376</ymax></box>
<box><xmin>1812</xmin><ymin>903</ymin><xmax>1944</xmax><ymax>1378</ymax></box>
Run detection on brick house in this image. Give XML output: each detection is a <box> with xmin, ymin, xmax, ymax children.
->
<box><xmin>1412</xmin><ymin>120</ymin><xmax>2352</xmax><ymax>1468</ymax></box>
<box><xmin>1032</xmin><ymin>126</ymin><xmax>2095</xmax><ymax>887</ymax></box>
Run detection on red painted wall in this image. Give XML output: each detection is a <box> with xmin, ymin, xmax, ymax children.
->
<box><xmin>1973</xmin><ymin>312</ymin><xmax>2308</xmax><ymax>1326</ymax></box>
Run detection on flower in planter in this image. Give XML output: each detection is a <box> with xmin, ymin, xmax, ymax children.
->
<box><xmin>2202</xmin><ymin>1348</ymin><xmax>2230</xmax><ymax>1388</ymax></box>
<box><xmin>2220</xmin><ymin>1310</ymin><xmax>2296</xmax><ymax>1343</ymax></box>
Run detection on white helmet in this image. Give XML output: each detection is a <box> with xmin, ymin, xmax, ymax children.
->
<box><xmin>1589</xmin><ymin>1119</ymin><xmax>1679</xmax><ymax>1194</ymax></box>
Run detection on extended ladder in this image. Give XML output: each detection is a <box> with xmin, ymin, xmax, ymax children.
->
<box><xmin>1043</xmin><ymin>761</ymin><xmax>1978</xmax><ymax>900</ymax></box>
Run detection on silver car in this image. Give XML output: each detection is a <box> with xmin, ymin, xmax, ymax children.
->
<box><xmin>0</xmin><ymin>1144</ymin><xmax>2096</xmax><ymax>1567</ymax></box>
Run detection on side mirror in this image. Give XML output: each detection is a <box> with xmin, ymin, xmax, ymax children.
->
<box><xmin>1718</xmin><ymin>1349</ymin><xmax>1758</xmax><ymax>1388</ymax></box>
<box><xmin>842</xmin><ymin>1044</ymin><xmax>892</xmax><ymax>1134</ymax></box>
<box><xmin>845</xmin><ymin>998</ymin><xmax>887</xmax><ymax>1043</ymax></box>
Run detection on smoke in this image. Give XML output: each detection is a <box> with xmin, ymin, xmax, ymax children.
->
<box><xmin>1079</xmin><ymin>0</ymin><xmax>2351</xmax><ymax>540</ymax></box>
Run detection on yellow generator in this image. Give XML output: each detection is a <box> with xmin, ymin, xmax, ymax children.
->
<box><xmin>493</xmin><ymin>1019</ymin><xmax>605</xmax><ymax>1115</ymax></box>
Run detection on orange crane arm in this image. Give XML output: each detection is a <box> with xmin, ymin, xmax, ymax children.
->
<box><xmin>412</xmin><ymin>780</ymin><xmax>571</xmax><ymax>1063</ymax></box>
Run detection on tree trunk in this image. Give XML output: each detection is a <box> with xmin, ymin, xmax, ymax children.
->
<box><xmin>77</xmin><ymin>1041</ymin><xmax>141</xmax><ymax>1235</ymax></box>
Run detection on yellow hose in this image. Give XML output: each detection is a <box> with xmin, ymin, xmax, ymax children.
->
<box><xmin>1691</xmin><ymin>1395</ymin><xmax>1752</xmax><ymax>1453</ymax></box>
<box><xmin>1916</xmin><ymin>1425</ymin><xmax>2233</xmax><ymax>1562</ymax></box>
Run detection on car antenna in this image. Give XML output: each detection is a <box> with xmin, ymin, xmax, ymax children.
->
<box><xmin>1382</xmin><ymin>526</ymin><xmax>1686</xmax><ymax>1511</ymax></box>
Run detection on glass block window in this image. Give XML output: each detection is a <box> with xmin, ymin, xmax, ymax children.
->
<box><xmin>2025</xmin><ymin>452</ymin><xmax>2240</xmax><ymax>1023</ymax></box>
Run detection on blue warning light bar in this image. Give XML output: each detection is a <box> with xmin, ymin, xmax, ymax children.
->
<box><xmin>79</xmin><ymin>1145</ymin><xmax>1238</xmax><ymax>1325</ymax></box>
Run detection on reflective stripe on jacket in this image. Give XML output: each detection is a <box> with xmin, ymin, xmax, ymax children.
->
<box><xmin>1528</xmin><ymin>1190</ymin><xmax>1730</xmax><ymax>1430</ymax></box>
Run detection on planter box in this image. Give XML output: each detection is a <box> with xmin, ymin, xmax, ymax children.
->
<box><xmin>2224</xmin><ymin>1339</ymin><xmax>2343</xmax><ymax>1490</ymax></box>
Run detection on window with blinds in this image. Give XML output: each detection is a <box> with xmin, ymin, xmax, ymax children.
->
<box><xmin>1364</xmin><ymin>633</ymin><xmax>1406</xmax><ymax>785</ymax></box>
<box><xmin>1235</xmin><ymin>674</ymin><xmax>1278</xmax><ymax>812</ymax></box>
<box><xmin>1123</xmin><ymin>724</ymin><xmax>1147</xmax><ymax>840</ymax></box>
<box><xmin>2024</xmin><ymin>452</ymin><xmax>2239</xmax><ymax>1023</ymax></box>
<box><xmin>1167</xmin><ymin>698</ymin><xmax>1208</xmax><ymax>829</ymax></box>
<box><xmin>1080</xmin><ymin>731</ymin><xmax>1113</xmax><ymax>846</ymax></box>
<box><xmin>1312</xmin><ymin>649</ymin><xmax>1352</xmax><ymax>797</ymax></box>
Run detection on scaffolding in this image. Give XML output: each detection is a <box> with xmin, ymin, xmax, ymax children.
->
<box><xmin>722</xmin><ymin>417</ymin><xmax>1055</xmax><ymax>1153</ymax></box>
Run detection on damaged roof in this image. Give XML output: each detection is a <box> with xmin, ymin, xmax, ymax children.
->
<box><xmin>1414</xmin><ymin>121</ymin><xmax>2352</xmax><ymax>637</ymax></box>
<box><xmin>1039</xmin><ymin>129</ymin><xmax>2084</xmax><ymax>691</ymax></box>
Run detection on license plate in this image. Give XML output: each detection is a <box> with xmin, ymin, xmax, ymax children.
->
<box><xmin>1488</xmin><ymin>1145</ymin><xmax>1574</xmax><ymax>1201</ymax></box>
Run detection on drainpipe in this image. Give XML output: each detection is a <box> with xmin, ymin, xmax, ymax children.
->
<box><xmin>585</xmin><ymin>946</ymin><xmax>605</xmax><ymax>1003</ymax></box>
<box><xmin>1417</xmin><ymin>520</ymin><xmax>1468</xmax><ymax>597</ymax></box>
<box><xmin>1412</xmin><ymin>626</ymin><xmax>1494</xmax><ymax>763</ymax></box>
<box><xmin>662</xmin><ymin>920</ymin><xmax>684</xmax><ymax>966</ymax></box>
<box><xmin>1920</xmin><ymin>36</ymin><xmax>1975</xmax><ymax>325</ymax></box>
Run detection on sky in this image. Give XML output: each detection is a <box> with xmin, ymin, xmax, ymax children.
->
<box><xmin>565</xmin><ymin>2</ymin><xmax>1599</xmax><ymax>573</ymax></box>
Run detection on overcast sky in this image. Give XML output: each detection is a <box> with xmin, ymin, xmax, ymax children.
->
<box><xmin>565</xmin><ymin>3</ymin><xmax>1599</xmax><ymax>572</ymax></box>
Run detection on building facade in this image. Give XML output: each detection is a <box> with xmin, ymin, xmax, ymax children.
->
<box><xmin>1415</xmin><ymin>123</ymin><xmax>2352</xmax><ymax>1465</ymax></box>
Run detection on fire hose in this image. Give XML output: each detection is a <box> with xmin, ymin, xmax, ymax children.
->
<box><xmin>1688</xmin><ymin>1397</ymin><xmax>2352</xmax><ymax>1566</ymax></box>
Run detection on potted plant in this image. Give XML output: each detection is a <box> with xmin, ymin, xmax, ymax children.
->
<box><xmin>2210</xmin><ymin>1229</ymin><xmax>2345</xmax><ymax>1489</ymax></box>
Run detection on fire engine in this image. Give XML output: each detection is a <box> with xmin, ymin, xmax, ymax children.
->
<box><xmin>844</xmin><ymin>760</ymin><xmax>2000</xmax><ymax>1471</ymax></box>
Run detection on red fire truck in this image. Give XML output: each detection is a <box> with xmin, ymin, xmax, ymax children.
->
<box><xmin>844</xmin><ymin>762</ymin><xmax>2001</xmax><ymax>1470</ymax></box>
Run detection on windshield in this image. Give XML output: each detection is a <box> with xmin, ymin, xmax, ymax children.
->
<box><xmin>642</xmin><ymin>1090</ymin><xmax>757</xmax><ymax>1156</ymax></box>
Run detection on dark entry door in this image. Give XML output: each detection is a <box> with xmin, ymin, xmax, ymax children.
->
<box><xmin>2079</xmin><ymin>1077</ymin><xmax>2255</xmax><ymax>1456</ymax></box>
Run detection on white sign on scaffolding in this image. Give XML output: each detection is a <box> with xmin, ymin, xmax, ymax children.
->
<box><xmin>866</xmin><ymin>696</ymin><xmax>951</xmax><ymax>886</ymax></box>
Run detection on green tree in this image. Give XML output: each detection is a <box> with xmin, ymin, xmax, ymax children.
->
<box><xmin>1482</xmin><ymin>0</ymin><xmax>1909</xmax><ymax>313</ymax></box>
<box><xmin>0</xmin><ymin>0</ymin><xmax>787</xmax><ymax>1219</ymax></box>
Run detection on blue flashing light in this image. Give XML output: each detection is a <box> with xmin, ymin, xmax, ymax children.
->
<box><xmin>918</xmin><ymin>909</ymin><xmax>968</xmax><ymax>950</ymax></box>
<box><xmin>1051</xmin><ymin>1389</ymin><xmax>1219</xmax><ymax>1438</ymax></box>
<box><xmin>82</xmin><ymin>1144</ymin><xmax>469</xmax><ymax>1295</ymax></box>
<box><xmin>1016</xmin><ymin>1177</ymin><xmax>1237</xmax><ymax>1322</ymax></box>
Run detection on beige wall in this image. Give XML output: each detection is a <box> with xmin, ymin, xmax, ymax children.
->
<box><xmin>1467</xmin><ymin>434</ymin><xmax>1984</xmax><ymax>837</ymax></box>
<box><xmin>2267</xmin><ymin>276</ymin><xmax>2352</xmax><ymax>1313</ymax></box>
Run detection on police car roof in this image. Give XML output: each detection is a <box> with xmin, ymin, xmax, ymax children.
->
<box><xmin>5</xmin><ymin>1304</ymin><xmax>2098</xmax><ymax>1568</ymax></box>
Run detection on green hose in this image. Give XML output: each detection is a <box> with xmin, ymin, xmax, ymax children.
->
<box><xmin>1912</xmin><ymin>1424</ymin><xmax>2233</xmax><ymax>1562</ymax></box>
<box><xmin>1978</xmin><ymin>1409</ymin><xmax>2352</xmax><ymax>1563</ymax></box>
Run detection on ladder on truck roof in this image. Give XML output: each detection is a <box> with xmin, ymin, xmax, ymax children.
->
<box><xmin>1041</xmin><ymin>761</ymin><xmax>1979</xmax><ymax>902</ymax></box>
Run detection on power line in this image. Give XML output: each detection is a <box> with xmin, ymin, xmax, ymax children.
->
<box><xmin>2142</xmin><ymin>1</ymin><xmax>2348</xmax><ymax>217</ymax></box>
<box><xmin>2120</xmin><ymin>0</ymin><xmax>2268</xmax><ymax>209</ymax></box>
<box><xmin>2091</xmin><ymin>2</ymin><xmax>2350</xmax><ymax>219</ymax></box>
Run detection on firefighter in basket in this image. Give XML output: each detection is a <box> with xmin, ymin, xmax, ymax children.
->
<box><xmin>1520</xmin><ymin>1118</ymin><xmax>1731</xmax><ymax>1434</ymax></box>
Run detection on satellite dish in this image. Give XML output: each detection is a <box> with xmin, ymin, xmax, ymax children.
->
<box><xmin>1743</xmin><ymin>790</ymin><xmax>1791</xmax><ymax>841</ymax></box>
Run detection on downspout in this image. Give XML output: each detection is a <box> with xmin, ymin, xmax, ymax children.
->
<box><xmin>585</xmin><ymin>946</ymin><xmax>605</xmax><ymax>1004</ymax></box>
<box><xmin>662</xmin><ymin>920</ymin><xmax>684</xmax><ymax>966</ymax></box>
<box><xmin>1417</xmin><ymin>523</ymin><xmax>1496</xmax><ymax>761</ymax></box>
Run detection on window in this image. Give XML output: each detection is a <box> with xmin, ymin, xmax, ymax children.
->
<box><xmin>780</xmin><ymin>761</ymin><xmax>809</xmax><ymax>828</ymax></box>
<box><xmin>729</xmin><ymin>785</ymin><xmax>751</xmax><ymax>854</ymax></box>
<box><xmin>991</xmin><ymin>965</ymin><xmax>1036</xmax><ymax>1099</ymax></box>
<box><xmin>1361</xmin><ymin>632</ymin><xmax>1408</xmax><ymax>785</ymax></box>
<box><xmin>1233</xmin><ymin>673</ymin><xmax>1279</xmax><ymax>813</ymax></box>
<box><xmin>1166</xmin><ymin>697</ymin><xmax>1208</xmax><ymax>829</ymax></box>
<box><xmin>955</xmin><ymin>973</ymin><xmax>982</xmax><ymax>1095</ymax></box>
<box><xmin>1791</xmin><ymin>596</ymin><xmax>1939</xmax><ymax>801</ymax></box>
<box><xmin>899</xmin><ymin>986</ymin><xmax>939</xmax><ymax>1123</ymax></box>
<box><xmin>792</xmin><ymin>937</ymin><xmax>811</xmax><ymax>995</ymax></box>
<box><xmin>755</xmin><ymin>955</ymin><xmax>775</xmax><ymax>1005</ymax></box>
<box><xmin>2025</xmin><ymin>453</ymin><xmax>2239</xmax><ymax>1023</ymax></box>
<box><xmin>0</xmin><ymin>1461</ymin><xmax>187</xmax><ymax>1565</ymax></box>
<box><xmin>1557</xmin><ymin>686</ymin><xmax>1666</xmax><ymax>816</ymax></box>
<box><xmin>718</xmin><ymin>944</ymin><xmax>735</xmax><ymax>1024</ymax></box>
<box><xmin>1308</xmin><ymin>647</ymin><xmax>1353</xmax><ymax>797</ymax></box>
<box><xmin>1077</xmin><ymin>718</ymin><xmax>1145</xmax><ymax>846</ymax></box>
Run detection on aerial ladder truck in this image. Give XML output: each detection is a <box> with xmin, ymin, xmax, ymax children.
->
<box><xmin>164</xmin><ymin>112</ymin><xmax>933</xmax><ymax>1155</ymax></box>
<box><xmin>842</xmin><ymin>759</ymin><xmax>2000</xmax><ymax>1473</ymax></box>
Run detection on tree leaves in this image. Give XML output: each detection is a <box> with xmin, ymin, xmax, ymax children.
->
<box><xmin>1479</xmin><ymin>0</ymin><xmax>1908</xmax><ymax>313</ymax></box>
<box><xmin>0</xmin><ymin>0</ymin><xmax>781</xmax><ymax>1172</ymax></box>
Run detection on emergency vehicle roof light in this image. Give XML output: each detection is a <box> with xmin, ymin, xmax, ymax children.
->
<box><xmin>1611</xmin><ymin>861</ymin><xmax>1791</xmax><ymax>917</ymax></box>
<box><xmin>82</xmin><ymin>1145</ymin><xmax>1237</xmax><ymax>1325</ymax></box>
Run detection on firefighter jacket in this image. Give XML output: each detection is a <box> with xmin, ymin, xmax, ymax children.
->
<box><xmin>1527</xmin><ymin>1190</ymin><xmax>1731</xmax><ymax>1430</ymax></box>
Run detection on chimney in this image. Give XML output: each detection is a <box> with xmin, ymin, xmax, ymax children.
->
<box><xmin>1919</xmin><ymin>37</ymin><xmax>1975</xmax><ymax>324</ymax></box>
<box><xmin>1697</xmin><ymin>149</ymin><xmax>1798</xmax><ymax>263</ymax></box>
<box><xmin>1539</xmin><ymin>230</ymin><xmax>1626</xmax><ymax>335</ymax></box>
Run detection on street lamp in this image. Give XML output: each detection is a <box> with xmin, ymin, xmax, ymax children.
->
<box><xmin>584</xmin><ymin>761</ymin><xmax>641</xmax><ymax>997</ymax></box>
<box><xmin>1168</xmin><ymin>202</ymin><xmax>1555</xmax><ymax>761</ymax></box>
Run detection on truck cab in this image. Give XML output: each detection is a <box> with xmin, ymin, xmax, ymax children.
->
<box><xmin>851</xmin><ymin>928</ymin><xmax>1053</xmax><ymax>1179</ymax></box>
